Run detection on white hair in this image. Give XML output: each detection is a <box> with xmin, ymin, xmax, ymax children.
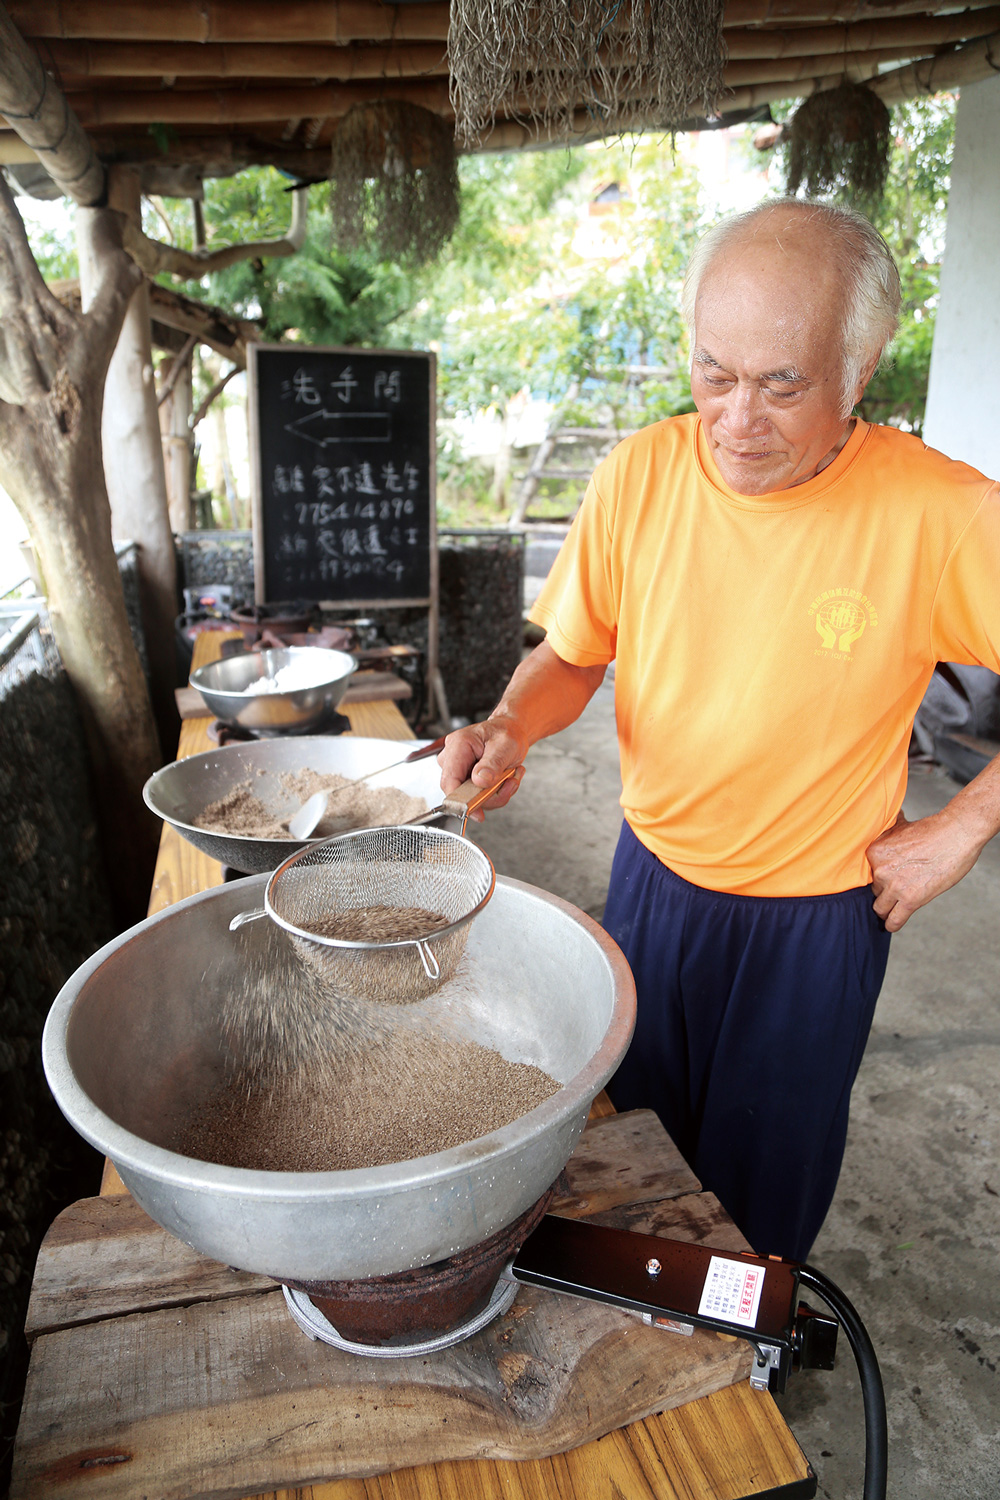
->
<box><xmin>681</xmin><ymin>198</ymin><xmax>902</xmax><ymax>418</ymax></box>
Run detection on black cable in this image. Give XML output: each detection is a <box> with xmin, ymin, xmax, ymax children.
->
<box><xmin>798</xmin><ymin>1264</ymin><xmax>888</xmax><ymax>1500</ymax></box>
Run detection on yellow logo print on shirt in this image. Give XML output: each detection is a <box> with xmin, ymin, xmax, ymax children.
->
<box><xmin>809</xmin><ymin>588</ymin><xmax>878</xmax><ymax>657</ymax></box>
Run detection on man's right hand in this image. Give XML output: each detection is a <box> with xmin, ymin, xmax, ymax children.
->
<box><xmin>438</xmin><ymin>714</ymin><xmax>527</xmax><ymax>816</ymax></box>
<box><xmin>435</xmin><ymin>640</ymin><xmax>607</xmax><ymax>820</ymax></box>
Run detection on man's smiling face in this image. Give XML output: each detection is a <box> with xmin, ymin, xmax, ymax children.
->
<box><xmin>690</xmin><ymin>214</ymin><xmax>870</xmax><ymax>496</ymax></box>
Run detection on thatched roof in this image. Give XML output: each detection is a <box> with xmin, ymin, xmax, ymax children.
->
<box><xmin>2</xmin><ymin>0</ymin><xmax>999</xmax><ymax>199</ymax></box>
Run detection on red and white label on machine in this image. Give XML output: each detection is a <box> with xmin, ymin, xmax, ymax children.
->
<box><xmin>697</xmin><ymin>1256</ymin><xmax>765</xmax><ymax>1328</ymax></box>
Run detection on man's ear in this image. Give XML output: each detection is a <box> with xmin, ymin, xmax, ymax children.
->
<box><xmin>853</xmin><ymin>349</ymin><xmax>883</xmax><ymax>407</ymax></box>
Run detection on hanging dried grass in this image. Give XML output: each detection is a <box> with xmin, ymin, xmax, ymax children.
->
<box><xmin>330</xmin><ymin>101</ymin><xmax>460</xmax><ymax>265</ymax></box>
<box><xmin>448</xmin><ymin>0</ymin><xmax>726</xmax><ymax>147</ymax></box>
<box><xmin>784</xmin><ymin>82</ymin><xmax>892</xmax><ymax>205</ymax></box>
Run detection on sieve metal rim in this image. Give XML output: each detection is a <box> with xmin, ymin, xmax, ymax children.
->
<box><xmin>261</xmin><ymin>823</ymin><xmax>496</xmax><ymax>951</ymax></box>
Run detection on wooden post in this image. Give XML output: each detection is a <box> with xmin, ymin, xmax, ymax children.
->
<box><xmin>159</xmin><ymin>351</ymin><xmax>194</xmax><ymax>533</ymax></box>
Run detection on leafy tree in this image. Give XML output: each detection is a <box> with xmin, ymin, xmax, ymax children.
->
<box><xmin>149</xmin><ymin>171</ymin><xmax>417</xmax><ymax>346</ymax></box>
<box><xmin>860</xmin><ymin>97</ymin><xmax>955</xmax><ymax>433</ymax></box>
<box><xmin>768</xmin><ymin>94</ymin><xmax>956</xmax><ymax>434</ymax></box>
<box><xmin>395</xmin><ymin>137</ymin><xmax>703</xmax><ymax>515</ymax></box>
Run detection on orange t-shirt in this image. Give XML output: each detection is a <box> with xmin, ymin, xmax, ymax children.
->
<box><xmin>529</xmin><ymin>414</ymin><xmax>1000</xmax><ymax>896</ymax></box>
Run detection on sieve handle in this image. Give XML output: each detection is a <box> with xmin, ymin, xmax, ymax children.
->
<box><xmin>414</xmin><ymin>941</ymin><xmax>442</xmax><ymax>981</ymax></box>
<box><xmin>229</xmin><ymin>907</ymin><xmax>267</xmax><ymax>931</ymax></box>
<box><xmin>441</xmin><ymin>767</ymin><xmax>517</xmax><ymax>834</ymax></box>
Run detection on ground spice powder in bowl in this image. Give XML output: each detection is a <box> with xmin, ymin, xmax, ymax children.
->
<box><xmin>174</xmin><ymin>1035</ymin><xmax>560</xmax><ymax>1173</ymax></box>
<box><xmin>192</xmin><ymin>770</ymin><xmax>429</xmax><ymax>841</ymax></box>
<box><xmin>171</xmin><ymin>926</ymin><xmax>561</xmax><ymax>1175</ymax></box>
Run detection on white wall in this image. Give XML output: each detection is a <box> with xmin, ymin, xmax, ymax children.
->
<box><xmin>923</xmin><ymin>78</ymin><xmax>1000</xmax><ymax>477</ymax></box>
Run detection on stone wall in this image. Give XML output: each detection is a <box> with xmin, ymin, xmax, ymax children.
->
<box><xmin>0</xmin><ymin>613</ymin><xmax>112</xmax><ymax>1481</ymax></box>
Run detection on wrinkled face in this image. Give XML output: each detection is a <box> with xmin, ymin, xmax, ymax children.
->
<box><xmin>691</xmin><ymin>225</ymin><xmax>865</xmax><ymax>495</ymax></box>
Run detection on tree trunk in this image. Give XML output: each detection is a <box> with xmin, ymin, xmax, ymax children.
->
<box><xmin>98</xmin><ymin>281</ymin><xmax>181</xmax><ymax>747</ymax></box>
<box><xmin>80</xmin><ymin>167</ymin><xmax>180</xmax><ymax>751</ymax></box>
<box><xmin>159</xmin><ymin>349</ymin><xmax>194</xmax><ymax>533</ymax></box>
<box><xmin>0</xmin><ymin>181</ymin><xmax>161</xmax><ymax>926</ymax></box>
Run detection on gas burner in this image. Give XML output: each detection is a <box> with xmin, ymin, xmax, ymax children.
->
<box><xmin>283</xmin><ymin>1271</ymin><xmax>519</xmax><ymax>1356</ymax></box>
<box><xmin>205</xmin><ymin>708</ymin><xmax>352</xmax><ymax>744</ymax></box>
<box><xmin>281</xmin><ymin>1188</ymin><xmax>555</xmax><ymax>1350</ymax></box>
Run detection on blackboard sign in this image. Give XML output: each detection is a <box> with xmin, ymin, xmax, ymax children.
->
<box><xmin>248</xmin><ymin>344</ymin><xmax>435</xmax><ymax>607</ymax></box>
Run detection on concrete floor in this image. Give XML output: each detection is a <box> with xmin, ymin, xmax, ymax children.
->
<box><xmin>466</xmin><ymin>670</ymin><xmax>1000</xmax><ymax>1500</ymax></box>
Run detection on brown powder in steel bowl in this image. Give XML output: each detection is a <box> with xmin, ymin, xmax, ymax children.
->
<box><xmin>279</xmin><ymin>770</ymin><xmax>427</xmax><ymax>836</ymax></box>
<box><xmin>173</xmin><ymin>1032</ymin><xmax>560</xmax><ymax>1172</ymax></box>
<box><xmin>192</xmin><ymin>771</ymin><xmax>428</xmax><ymax>841</ymax></box>
<box><xmin>193</xmin><ymin>783</ymin><xmax>288</xmax><ymax>839</ymax></box>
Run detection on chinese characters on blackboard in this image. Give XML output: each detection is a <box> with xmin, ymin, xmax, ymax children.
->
<box><xmin>252</xmin><ymin>347</ymin><xmax>433</xmax><ymax>603</ymax></box>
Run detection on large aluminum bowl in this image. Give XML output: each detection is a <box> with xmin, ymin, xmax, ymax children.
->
<box><xmin>42</xmin><ymin>874</ymin><xmax>635</xmax><ymax>1283</ymax></box>
<box><xmin>190</xmin><ymin>646</ymin><xmax>357</xmax><ymax>735</ymax></box>
<box><xmin>143</xmin><ymin>735</ymin><xmax>446</xmax><ymax>874</ymax></box>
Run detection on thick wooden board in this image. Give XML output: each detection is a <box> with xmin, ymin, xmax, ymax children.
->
<box><xmin>12</xmin><ymin>1275</ymin><xmax>752</xmax><ymax>1500</ymax></box>
<box><xmin>591</xmin><ymin>1190</ymin><xmax>753</xmax><ymax>1253</ymax></box>
<box><xmin>550</xmin><ymin>1109</ymin><xmax>700</xmax><ymax>1218</ymax></box>
<box><xmin>341</xmin><ymin>699</ymin><xmax>415</xmax><ymax>741</ymax></box>
<box><xmin>280</xmin><ymin>1384</ymin><xmax>814</xmax><ymax>1500</ymax></box>
<box><xmin>24</xmin><ymin>1195</ymin><xmax>275</xmax><ymax>1341</ymax></box>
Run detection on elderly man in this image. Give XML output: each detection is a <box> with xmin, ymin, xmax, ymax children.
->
<box><xmin>439</xmin><ymin>198</ymin><xmax>1000</xmax><ymax>1262</ymax></box>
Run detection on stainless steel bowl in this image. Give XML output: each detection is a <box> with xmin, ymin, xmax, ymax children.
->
<box><xmin>190</xmin><ymin>647</ymin><xmax>357</xmax><ymax>736</ymax></box>
<box><xmin>42</xmin><ymin>874</ymin><xmax>635</xmax><ymax>1283</ymax></box>
<box><xmin>143</xmin><ymin>735</ymin><xmax>447</xmax><ymax>874</ymax></box>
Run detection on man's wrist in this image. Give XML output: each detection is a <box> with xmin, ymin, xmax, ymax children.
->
<box><xmin>941</xmin><ymin>792</ymin><xmax>999</xmax><ymax>856</ymax></box>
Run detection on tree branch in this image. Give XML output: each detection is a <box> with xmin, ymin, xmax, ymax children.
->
<box><xmin>156</xmin><ymin>333</ymin><xmax>196</xmax><ymax>406</ymax></box>
<box><xmin>123</xmin><ymin>184</ymin><xmax>309</xmax><ymax>278</ymax></box>
<box><xmin>190</xmin><ymin>363</ymin><xmax>239</xmax><ymax>427</ymax></box>
<box><xmin>73</xmin><ymin>205</ymin><xmax>144</xmax><ymax>389</ymax></box>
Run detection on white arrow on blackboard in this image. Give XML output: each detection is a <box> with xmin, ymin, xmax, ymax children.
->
<box><xmin>284</xmin><ymin>410</ymin><xmax>392</xmax><ymax>447</ymax></box>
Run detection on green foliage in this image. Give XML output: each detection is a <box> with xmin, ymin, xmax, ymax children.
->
<box><xmin>770</xmin><ymin>94</ymin><xmax>955</xmax><ymax>435</ymax></box>
<box><xmin>152</xmin><ymin>172</ymin><xmax>416</xmax><ymax>347</ymax></box>
<box><xmin>14</xmin><ymin>199</ymin><xmax>77</xmax><ymax>282</ymax></box>
<box><xmin>398</xmin><ymin>137</ymin><xmax>702</xmax><ymax>431</ymax></box>
<box><xmin>859</xmin><ymin>97</ymin><xmax>955</xmax><ymax>434</ymax></box>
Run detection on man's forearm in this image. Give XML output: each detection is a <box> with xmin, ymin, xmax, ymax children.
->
<box><xmin>438</xmin><ymin>640</ymin><xmax>608</xmax><ymax>801</ymax></box>
<box><xmin>943</xmin><ymin>748</ymin><xmax>1000</xmax><ymax>848</ymax></box>
<box><xmin>488</xmin><ymin>640</ymin><xmax>608</xmax><ymax>748</ymax></box>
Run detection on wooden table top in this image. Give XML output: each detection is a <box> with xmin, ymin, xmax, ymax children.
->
<box><xmin>97</xmin><ymin>631</ymin><xmax>815</xmax><ymax>1500</ymax></box>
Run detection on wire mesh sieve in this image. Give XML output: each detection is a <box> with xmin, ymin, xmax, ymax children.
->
<box><xmin>263</xmin><ymin>824</ymin><xmax>496</xmax><ymax>1001</ymax></box>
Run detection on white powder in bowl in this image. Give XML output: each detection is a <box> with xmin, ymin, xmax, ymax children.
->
<box><xmin>243</xmin><ymin>659</ymin><xmax>349</xmax><ymax>695</ymax></box>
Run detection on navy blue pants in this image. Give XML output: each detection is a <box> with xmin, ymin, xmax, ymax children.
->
<box><xmin>603</xmin><ymin>822</ymin><xmax>890</xmax><ymax>1261</ymax></box>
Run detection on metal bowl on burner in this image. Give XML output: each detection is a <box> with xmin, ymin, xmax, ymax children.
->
<box><xmin>42</xmin><ymin>874</ymin><xmax>635</xmax><ymax>1284</ymax></box>
<box><xmin>190</xmin><ymin>646</ymin><xmax>357</xmax><ymax>736</ymax></box>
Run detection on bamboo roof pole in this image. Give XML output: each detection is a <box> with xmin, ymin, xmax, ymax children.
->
<box><xmin>870</xmin><ymin>29</ymin><xmax>1000</xmax><ymax>103</ymax></box>
<box><xmin>11</xmin><ymin>0</ymin><xmax>1000</xmax><ymax>45</ymax></box>
<box><xmin>8</xmin><ymin>0</ymin><xmax>451</xmax><ymax>43</ymax></box>
<box><xmin>45</xmin><ymin>49</ymin><xmax>946</xmax><ymax>132</ymax></box>
<box><xmin>725</xmin><ymin>45</ymin><xmax>940</xmax><ymax>86</ymax></box>
<box><xmin>724</xmin><ymin>8</ymin><xmax>1000</xmax><ymax>58</ymax></box>
<box><xmin>56</xmin><ymin>79</ymin><xmax>453</xmax><ymax>127</ymax></box>
<box><xmin>41</xmin><ymin>39</ymin><xmax>450</xmax><ymax>79</ymax></box>
<box><xmin>0</xmin><ymin>2</ymin><xmax>104</xmax><ymax>203</ymax></box>
<box><xmin>36</xmin><ymin>10</ymin><xmax>998</xmax><ymax>80</ymax></box>
<box><xmin>722</xmin><ymin>0</ymin><xmax>999</xmax><ymax>23</ymax></box>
